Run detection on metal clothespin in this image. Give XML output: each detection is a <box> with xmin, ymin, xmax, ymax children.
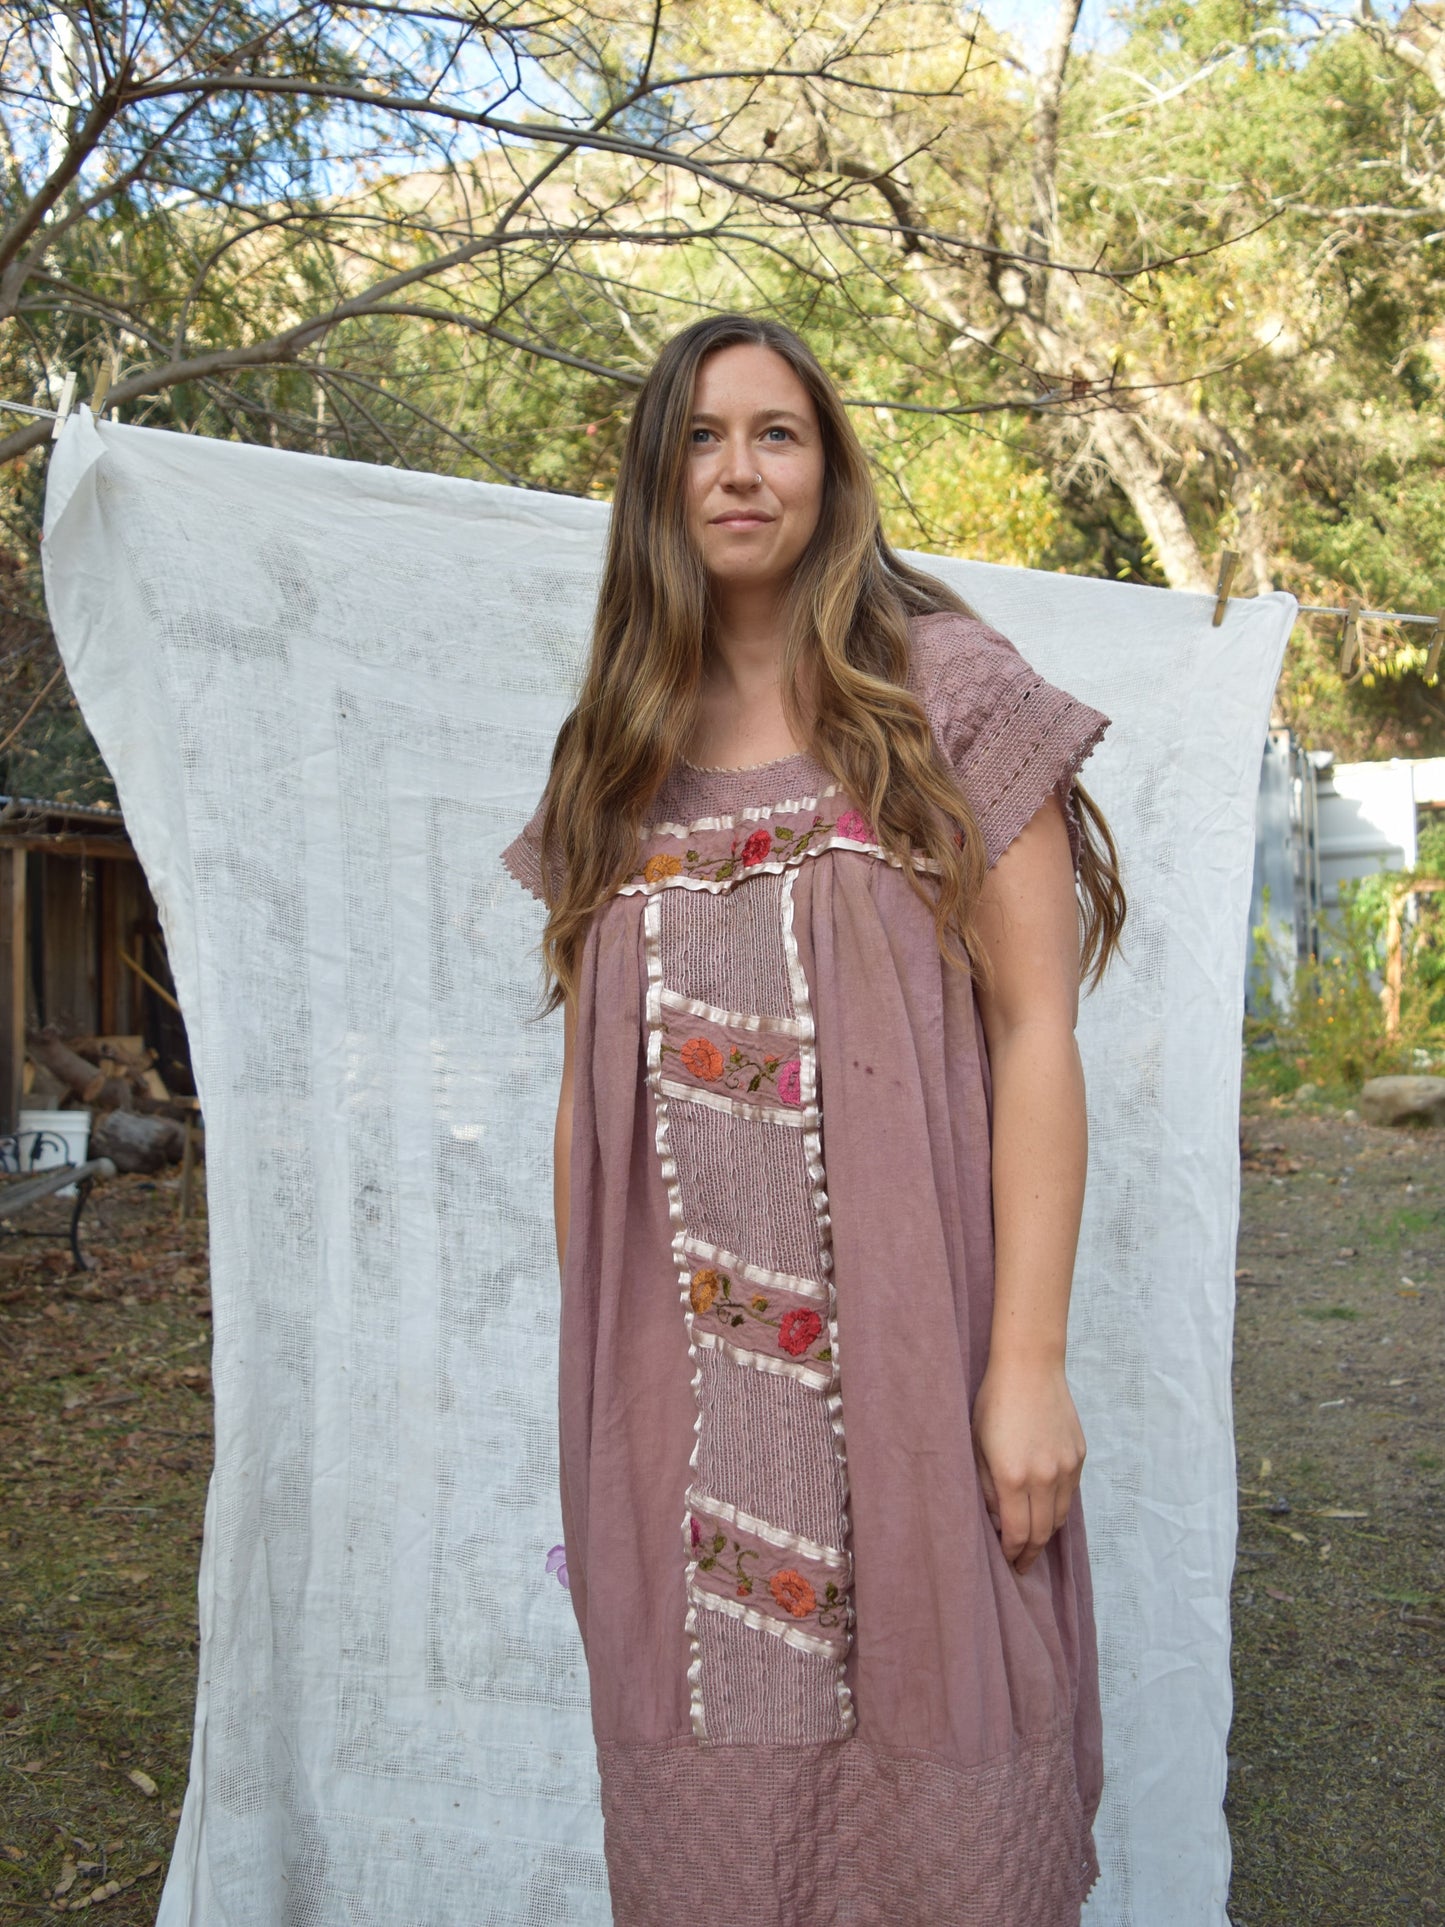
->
<box><xmin>1338</xmin><ymin>605</ymin><xmax>1360</xmax><ymax>679</ymax></box>
<box><xmin>1425</xmin><ymin>615</ymin><xmax>1444</xmax><ymax>685</ymax></box>
<box><xmin>1211</xmin><ymin>551</ymin><xmax>1239</xmax><ymax>627</ymax></box>
<box><xmin>49</xmin><ymin>371</ymin><xmax>77</xmax><ymax>441</ymax></box>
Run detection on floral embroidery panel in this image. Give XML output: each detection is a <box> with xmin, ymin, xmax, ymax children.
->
<box><xmin>642</xmin><ymin>823</ymin><xmax>856</xmax><ymax>1745</ymax></box>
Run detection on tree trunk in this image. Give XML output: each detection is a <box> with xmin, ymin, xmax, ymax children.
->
<box><xmin>1087</xmin><ymin>410</ymin><xmax>1212</xmax><ymax>591</ymax></box>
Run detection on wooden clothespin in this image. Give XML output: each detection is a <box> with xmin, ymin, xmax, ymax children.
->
<box><xmin>1338</xmin><ymin>605</ymin><xmax>1360</xmax><ymax>679</ymax></box>
<box><xmin>89</xmin><ymin>351</ymin><xmax>118</xmax><ymax>416</ymax></box>
<box><xmin>1211</xmin><ymin>550</ymin><xmax>1239</xmax><ymax>627</ymax></box>
<box><xmin>1425</xmin><ymin>615</ymin><xmax>1444</xmax><ymax>685</ymax></box>
<box><xmin>49</xmin><ymin>370</ymin><xmax>77</xmax><ymax>441</ymax></box>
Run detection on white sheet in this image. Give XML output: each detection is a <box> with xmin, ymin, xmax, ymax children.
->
<box><xmin>42</xmin><ymin>407</ymin><xmax>1294</xmax><ymax>1926</ymax></box>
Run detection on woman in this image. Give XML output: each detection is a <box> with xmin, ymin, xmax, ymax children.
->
<box><xmin>501</xmin><ymin>312</ymin><xmax>1125</xmax><ymax>1926</ymax></box>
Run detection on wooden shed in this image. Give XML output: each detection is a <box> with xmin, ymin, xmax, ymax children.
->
<box><xmin>0</xmin><ymin>795</ymin><xmax>190</xmax><ymax>1136</ymax></box>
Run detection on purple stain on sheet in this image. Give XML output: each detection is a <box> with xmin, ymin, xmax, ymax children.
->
<box><xmin>546</xmin><ymin>1543</ymin><xmax>570</xmax><ymax>1589</ymax></box>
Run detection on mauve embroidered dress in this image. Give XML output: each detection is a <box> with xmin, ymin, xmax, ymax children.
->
<box><xmin>501</xmin><ymin>610</ymin><xmax>1110</xmax><ymax>1927</ymax></box>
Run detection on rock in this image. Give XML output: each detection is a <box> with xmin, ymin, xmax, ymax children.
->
<box><xmin>1293</xmin><ymin>1083</ymin><xmax>1318</xmax><ymax>1104</ymax></box>
<box><xmin>1357</xmin><ymin>1076</ymin><xmax>1445</xmax><ymax>1128</ymax></box>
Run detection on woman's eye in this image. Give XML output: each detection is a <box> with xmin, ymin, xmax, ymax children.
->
<box><xmin>764</xmin><ymin>426</ymin><xmax>792</xmax><ymax>442</ymax></box>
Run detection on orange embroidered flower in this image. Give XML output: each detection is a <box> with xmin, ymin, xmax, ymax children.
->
<box><xmin>680</xmin><ymin>1035</ymin><xmax>725</xmax><ymax>1080</ymax></box>
<box><xmin>644</xmin><ymin>852</ymin><xmax>683</xmax><ymax>883</ymax></box>
<box><xmin>689</xmin><ymin>1268</ymin><xmax>721</xmax><ymax>1315</ymax></box>
<box><xmin>769</xmin><ymin>1569</ymin><xmax>816</xmax><ymax>1618</ymax></box>
<box><xmin>750</xmin><ymin>1294</ymin><xmax>768</xmax><ymax>1312</ymax></box>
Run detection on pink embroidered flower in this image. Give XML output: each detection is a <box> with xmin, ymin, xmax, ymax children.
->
<box><xmin>545</xmin><ymin>1543</ymin><xmax>570</xmax><ymax>1590</ymax></box>
<box><xmin>836</xmin><ymin>808</ymin><xmax>873</xmax><ymax>842</ymax></box>
<box><xmin>644</xmin><ymin>851</ymin><xmax>682</xmax><ymax>883</ymax></box>
<box><xmin>738</xmin><ymin>1580</ymin><xmax>753</xmax><ymax>1597</ymax></box>
<box><xmin>769</xmin><ymin>1568</ymin><xmax>816</xmax><ymax>1618</ymax></box>
<box><xmin>689</xmin><ymin>1268</ymin><xmax>721</xmax><ymax>1315</ymax></box>
<box><xmin>741</xmin><ymin>828</ymin><xmax>772</xmax><ymax>867</ymax></box>
<box><xmin>680</xmin><ymin>1035</ymin><xmax>724</xmax><ymax>1081</ymax></box>
<box><xmin>778</xmin><ymin>1307</ymin><xmax>823</xmax><ymax>1356</ymax></box>
<box><xmin>689</xmin><ymin>1515</ymin><xmax>703</xmax><ymax>1550</ymax></box>
<box><xmin>776</xmin><ymin>1058</ymin><xmax>802</xmax><ymax>1107</ymax></box>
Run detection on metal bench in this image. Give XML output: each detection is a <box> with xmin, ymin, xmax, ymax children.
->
<box><xmin>0</xmin><ymin>1158</ymin><xmax>119</xmax><ymax>1271</ymax></box>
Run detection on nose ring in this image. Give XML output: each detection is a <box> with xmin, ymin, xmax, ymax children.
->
<box><xmin>753</xmin><ymin>472</ymin><xmax>762</xmax><ymax>486</ymax></box>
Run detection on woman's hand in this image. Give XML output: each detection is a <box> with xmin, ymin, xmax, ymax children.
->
<box><xmin>971</xmin><ymin>1356</ymin><xmax>1086</xmax><ymax>1574</ymax></box>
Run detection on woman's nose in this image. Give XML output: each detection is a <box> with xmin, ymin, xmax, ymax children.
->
<box><xmin>717</xmin><ymin>437</ymin><xmax>760</xmax><ymax>488</ymax></box>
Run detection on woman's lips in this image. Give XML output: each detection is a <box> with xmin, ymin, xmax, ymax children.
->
<box><xmin>711</xmin><ymin>514</ymin><xmax>773</xmax><ymax>526</ymax></box>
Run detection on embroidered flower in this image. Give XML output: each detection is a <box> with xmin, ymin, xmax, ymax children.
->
<box><xmin>738</xmin><ymin>1580</ymin><xmax>753</xmax><ymax>1597</ymax></box>
<box><xmin>545</xmin><ymin>1544</ymin><xmax>570</xmax><ymax>1590</ymax></box>
<box><xmin>689</xmin><ymin>1515</ymin><xmax>703</xmax><ymax>1550</ymax></box>
<box><xmin>680</xmin><ymin>1035</ymin><xmax>725</xmax><ymax>1081</ymax></box>
<box><xmin>689</xmin><ymin>1268</ymin><xmax>721</xmax><ymax>1315</ymax></box>
<box><xmin>776</xmin><ymin>1058</ymin><xmax>802</xmax><ymax>1107</ymax></box>
<box><xmin>750</xmin><ymin>1294</ymin><xmax>769</xmax><ymax>1312</ymax></box>
<box><xmin>741</xmin><ymin>828</ymin><xmax>772</xmax><ymax>867</ymax></box>
<box><xmin>644</xmin><ymin>851</ymin><xmax>683</xmax><ymax>883</ymax></box>
<box><xmin>769</xmin><ymin>1569</ymin><xmax>816</xmax><ymax>1618</ymax></box>
<box><xmin>836</xmin><ymin>808</ymin><xmax>873</xmax><ymax>842</ymax></box>
<box><xmin>778</xmin><ymin>1307</ymin><xmax>823</xmax><ymax>1356</ymax></box>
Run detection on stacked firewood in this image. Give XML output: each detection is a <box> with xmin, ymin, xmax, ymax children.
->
<box><xmin>24</xmin><ymin>1027</ymin><xmax>194</xmax><ymax>1173</ymax></box>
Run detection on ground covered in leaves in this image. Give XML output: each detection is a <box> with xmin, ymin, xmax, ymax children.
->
<box><xmin>0</xmin><ymin>1115</ymin><xmax>1441</xmax><ymax>1923</ymax></box>
<box><xmin>0</xmin><ymin>1176</ymin><xmax>210</xmax><ymax>1921</ymax></box>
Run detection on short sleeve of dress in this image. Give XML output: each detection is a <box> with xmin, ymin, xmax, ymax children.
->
<box><xmin>499</xmin><ymin>794</ymin><xmax>557</xmax><ymax>906</ymax></box>
<box><xmin>910</xmin><ymin>611</ymin><xmax>1111</xmax><ymax>873</ymax></box>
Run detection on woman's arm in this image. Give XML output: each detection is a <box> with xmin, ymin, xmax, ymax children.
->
<box><xmin>554</xmin><ymin>993</ymin><xmax>578</xmax><ymax>1275</ymax></box>
<box><xmin>971</xmin><ymin>792</ymin><xmax>1088</xmax><ymax>1575</ymax></box>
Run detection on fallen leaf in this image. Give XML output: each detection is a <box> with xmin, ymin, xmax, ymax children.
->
<box><xmin>1313</xmin><ymin>1509</ymin><xmax>1369</xmax><ymax>1519</ymax></box>
<box><xmin>54</xmin><ymin>1857</ymin><xmax>78</xmax><ymax>1896</ymax></box>
<box><xmin>1259</xmin><ymin>1457</ymin><xmax>1272</xmax><ymax>1479</ymax></box>
<box><xmin>127</xmin><ymin>1767</ymin><xmax>158</xmax><ymax>1798</ymax></box>
<box><xmin>1265</xmin><ymin>1587</ymin><xmax>1295</xmax><ymax>1604</ymax></box>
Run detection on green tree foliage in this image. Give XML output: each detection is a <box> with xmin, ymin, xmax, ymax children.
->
<box><xmin>3</xmin><ymin>1</ymin><xmax>1445</xmax><ymax>801</ymax></box>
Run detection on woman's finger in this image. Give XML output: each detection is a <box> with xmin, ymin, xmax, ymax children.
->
<box><xmin>999</xmin><ymin>1481</ymin><xmax>1032</xmax><ymax>1568</ymax></box>
<box><xmin>974</xmin><ymin>1445</ymin><xmax>1003</xmax><ymax>1533</ymax></box>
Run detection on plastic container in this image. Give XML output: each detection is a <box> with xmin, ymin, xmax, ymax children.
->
<box><xmin>10</xmin><ymin>1109</ymin><xmax>92</xmax><ymax>1196</ymax></box>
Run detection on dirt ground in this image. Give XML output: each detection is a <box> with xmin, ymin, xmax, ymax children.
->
<box><xmin>0</xmin><ymin>1110</ymin><xmax>1441</xmax><ymax>1924</ymax></box>
<box><xmin>1228</xmin><ymin>1096</ymin><xmax>1445</xmax><ymax>1927</ymax></box>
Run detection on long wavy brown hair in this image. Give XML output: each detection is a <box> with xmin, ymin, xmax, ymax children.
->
<box><xmin>528</xmin><ymin>313</ymin><xmax>1125</xmax><ymax>1012</ymax></box>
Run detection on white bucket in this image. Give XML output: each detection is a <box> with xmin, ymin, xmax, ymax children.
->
<box><xmin>13</xmin><ymin>1109</ymin><xmax>92</xmax><ymax>1197</ymax></box>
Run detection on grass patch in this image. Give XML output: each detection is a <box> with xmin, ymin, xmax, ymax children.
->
<box><xmin>1300</xmin><ymin>1305</ymin><xmax>1362</xmax><ymax>1321</ymax></box>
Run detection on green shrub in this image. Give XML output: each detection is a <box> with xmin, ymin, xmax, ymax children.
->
<box><xmin>1245</xmin><ymin>882</ymin><xmax>1442</xmax><ymax>1097</ymax></box>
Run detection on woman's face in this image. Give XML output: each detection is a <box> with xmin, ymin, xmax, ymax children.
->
<box><xmin>685</xmin><ymin>343</ymin><xmax>826</xmax><ymax>599</ymax></box>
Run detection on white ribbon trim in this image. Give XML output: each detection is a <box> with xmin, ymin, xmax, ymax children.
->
<box><xmin>679</xmin><ymin>1235</ymin><xmax>826</xmax><ymax>1305</ymax></box>
<box><xmin>686</xmin><ymin>1487</ymin><xmax>849</xmax><ymax>1570</ymax></box>
<box><xmin>690</xmin><ymin>1583</ymin><xmax>850</xmax><ymax>1660</ymax></box>
<box><xmin>657</xmin><ymin>1075</ymin><xmax>810</xmax><ymax>1130</ymax></box>
<box><xmin>658</xmin><ymin>983</ymin><xmax>808</xmax><ymax>1039</ymax></box>
<box><xmin>693</xmin><ymin>1326</ymin><xmax>834</xmax><ymax>1390</ymax></box>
